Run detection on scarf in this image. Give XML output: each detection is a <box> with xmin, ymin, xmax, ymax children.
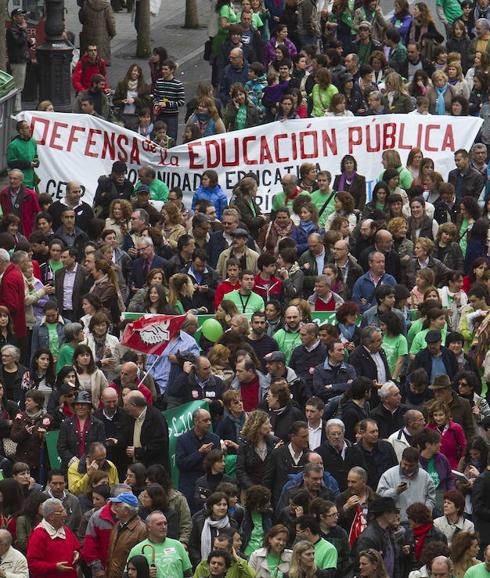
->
<box><xmin>272</xmin><ymin>218</ymin><xmax>294</xmax><ymax>237</ymax></box>
<box><xmin>435</xmin><ymin>85</ymin><xmax>448</xmax><ymax>115</ymax></box>
<box><xmin>127</xmin><ymin>79</ymin><xmax>138</xmax><ymax>92</ymax></box>
<box><xmin>25</xmin><ymin>407</ymin><xmax>45</xmax><ymax>421</ymax></box>
<box><xmin>201</xmin><ymin>515</ymin><xmax>230</xmax><ymax>559</ymax></box>
<box><xmin>299</xmin><ymin>220</ymin><xmax>317</xmax><ymax>236</ymax></box>
<box><xmin>337</xmin><ymin>171</ymin><xmax>357</xmax><ymax>193</ymax></box>
<box><xmin>413</xmin><ymin>522</ymin><xmax>433</xmax><ymax>560</ymax></box>
<box><xmin>339</xmin><ymin>322</ymin><xmax>356</xmax><ymax>341</ymax></box>
<box><xmin>93</xmin><ymin>333</ymin><xmax>107</xmax><ymax>362</ymax></box>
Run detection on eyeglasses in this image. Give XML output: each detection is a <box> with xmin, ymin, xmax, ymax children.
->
<box><xmin>326</xmin><ymin>511</ymin><xmax>339</xmax><ymax>518</ymax></box>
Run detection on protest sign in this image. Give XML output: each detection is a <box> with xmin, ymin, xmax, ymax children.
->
<box><xmin>18</xmin><ymin>112</ymin><xmax>482</xmax><ymax>211</ymax></box>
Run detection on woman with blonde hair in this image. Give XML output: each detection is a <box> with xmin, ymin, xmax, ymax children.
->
<box><xmin>388</xmin><ymin>217</ymin><xmax>414</xmax><ymax>267</ymax></box>
<box><xmin>287</xmin><ymin>540</ymin><xmax>326</xmax><ymax>578</ymax></box>
<box><xmin>216</xmin><ymin>389</ymin><xmax>245</xmax><ymax>448</ymax></box>
<box><xmin>37</xmin><ymin>100</ymin><xmax>54</xmax><ymax>112</ymax></box>
<box><xmin>162</xmin><ymin>202</ymin><xmax>187</xmax><ymax>249</ymax></box>
<box><xmin>236</xmin><ymin>410</ymin><xmax>279</xmax><ymax>491</ymax></box>
<box><xmin>325</xmin><ymin>191</ymin><xmax>357</xmax><ymax>232</ymax></box>
<box><xmin>427</xmin><ymin>70</ymin><xmax>457</xmax><ymax>114</ymax></box>
<box><xmin>383</xmin><ymin>71</ymin><xmax>414</xmax><ymax>114</ymax></box>
<box><xmin>449</xmin><ymin>531</ymin><xmax>480</xmax><ymax>578</ymax></box>
<box><xmin>208</xmin><ymin>344</ymin><xmax>234</xmax><ymax>386</ymax></box>
<box><xmin>434</xmin><ymin>222</ymin><xmax>464</xmax><ymax>271</ymax></box>
<box><xmin>186</xmin><ymin>96</ymin><xmax>226</xmax><ymax>137</ymax></box>
<box><xmin>168</xmin><ymin>273</ymin><xmax>205</xmax><ymax>314</ymax></box>
<box><xmin>105</xmin><ymin>199</ymin><xmax>132</xmax><ymax>245</ymax></box>
<box><xmin>446</xmin><ymin>61</ymin><xmax>470</xmax><ymax>100</ymax></box>
<box><xmin>357</xmin><ymin>549</ymin><xmax>389</xmax><ymax>578</ymax></box>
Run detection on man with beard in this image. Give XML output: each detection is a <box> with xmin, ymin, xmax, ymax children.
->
<box><xmin>246</xmin><ymin>311</ymin><xmax>278</xmax><ymax>371</ymax></box>
<box><xmin>273</xmin><ymin>305</ymin><xmax>302</xmax><ymax>364</ymax></box>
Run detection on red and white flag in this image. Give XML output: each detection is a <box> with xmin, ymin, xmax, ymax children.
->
<box><xmin>121</xmin><ymin>315</ymin><xmax>186</xmax><ymax>355</ymax></box>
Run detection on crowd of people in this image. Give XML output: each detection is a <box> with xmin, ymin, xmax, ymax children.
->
<box><xmin>2</xmin><ymin>0</ymin><xmax>490</xmax><ymax>578</ymax></box>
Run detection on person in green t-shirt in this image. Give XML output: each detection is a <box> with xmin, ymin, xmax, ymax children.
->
<box><xmin>310</xmin><ymin>171</ymin><xmax>336</xmax><ymax>229</ymax></box>
<box><xmin>273</xmin><ymin>305</ymin><xmax>302</xmax><ymax>364</ymax></box>
<box><xmin>243</xmin><ymin>486</ymin><xmax>272</xmax><ymax>558</ymax></box>
<box><xmin>272</xmin><ymin>174</ymin><xmax>311</xmax><ymax>212</ymax></box>
<box><xmin>127</xmin><ymin>511</ymin><xmax>192</xmax><ymax>578</ymax></box>
<box><xmin>135</xmin><ymin>166</ymin><xmax>169</xmax><ymax>202</ymax></box>
<box><xmin>295</xmin><ymin>516</ymin><xmax>338</xmax><ymax>570</ymax></box>
<box><xmin>380</xmin><ymin>311</ymin><xmax>408</xmax><ymax>382</ymax></box>
<box><xmin>409</xmin><ymin>308</ymin><xmax>447</xmax><ymax>356</ymax></box>
<box><xmin>56</xmin><ymin>322</ymin><xmax>85</xmax><ymax>373</ymax></box>
<box><xmin>225</xmin><ymin>271</ymin><xmax>264</xmax><ymax>315</ymax></box>
<box><xmin>194</xmin><ymin>530</ymin><xmax>255</xmax><ymax>578</ymax></box>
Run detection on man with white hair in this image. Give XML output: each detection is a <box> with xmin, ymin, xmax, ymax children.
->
<box><xmin>0</xmin><ymin>247</ymin><xmax>27</xmax><ymax>344</ymax></box>
<box><xmin>106</xmin><ymin>492</ymin><xmax>147</xmax><ymax>578</ymax></box>
<box><xmin>0</xmin><ymin>529</ymin><xmax>28</xmax><ymax>578</ymax></box>
<box><xmin>370</xmin><ymin>381</ymin><xmax>407</xmax><ymax>439</ymax></box>
<box><xmin>27</xmin><ymin>498</ymin><xmax>80</xmax><ymax>578</ymax></box>
<box><xmin>128</xmin><ymin>511</ymin><xmax>192</xmax><ymax>578</ymax></box>
<box><xmin>315</xmin><ymin>419</ymin><xmax>367</xmax><ymax>491</ymax></box>
<box><xmin>388</xmin><ymin>409</ymin><xmax>426</xmax><ymax>461</ymax></box>
<box><xmin>0</xmin><ymin>169</ymin><xmax>40</xmax><ymax>238</ymax></box>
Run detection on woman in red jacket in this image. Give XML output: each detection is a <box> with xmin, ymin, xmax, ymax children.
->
<box><xmin>427</xmin><ymin>400</ymin><xmax>467</xmax><ymax>470</ymax></box>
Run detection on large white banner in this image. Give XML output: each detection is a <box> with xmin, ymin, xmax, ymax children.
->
<box><xmin>18</xmin><ymin>112</ymin><xmax>483</xmax><ymax>211</ymax></box>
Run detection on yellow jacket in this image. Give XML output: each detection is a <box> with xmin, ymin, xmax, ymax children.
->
<box><xmin>67</xmin><ymin>458</ymin><xmax>119</xmax><ymax>496</ymax></box>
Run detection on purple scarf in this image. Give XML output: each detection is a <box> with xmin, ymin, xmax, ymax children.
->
<box><xmin>337</xmin><ymin>171</ymin><xmax>358</xmax><ymax>192</ymax></box>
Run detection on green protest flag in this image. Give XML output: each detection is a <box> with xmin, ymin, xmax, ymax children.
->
<box><xmin>45</xmin><ymin>430</ymin><xmax>61</xmax><ymax>469</ymax></box>
<box><xmin>163</xmin><ymin>400</ymin><xmax>209</xmax><ymax>487</ymax></box>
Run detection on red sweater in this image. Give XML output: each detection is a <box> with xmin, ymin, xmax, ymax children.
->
<box><xmin>0</xmin><ymin>263</ymin><xmax>27</xmax><ymax>337</ymax></box>
<box><xmin>253</xmin><ymin>274</ymin><xmax>282</xmax><ymax>300</ymax></box>
<box><xmin>240</xmin><ymin>377</ymin><xmax>260</xmax><ymax>412</ymax></box>
<box><xmin>214</xmin><ymin>279</ymin><xmax>241</xmax><ymax>309</ymax></box>
<box><xmin>27</xmin><ymin>525</ymin><xmax>80</xmax><ymax>578</ymax></box>
<box><xmin>81</xmin><ymin>503</ymin><xmax>116</xmax><ymax>570</ymax></box>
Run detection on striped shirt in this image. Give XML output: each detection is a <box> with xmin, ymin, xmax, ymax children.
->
<box><xmin>153</xmin><ymin>76</ymin><xmax>185</xmax><ymax>114</ymax></box>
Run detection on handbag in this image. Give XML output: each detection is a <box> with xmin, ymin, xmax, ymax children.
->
<box><xmin>3</xmin><ymin>438</ymin><xmax>17</xmax><ymax>458</ymax></box>
<box><xmin>203</xmin><ymin>39</ymin><xmax>212</xmax><ymax>62</ymax></box>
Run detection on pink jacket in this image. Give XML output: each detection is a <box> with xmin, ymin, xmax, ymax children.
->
<box><xmin>427</xmin><ymin>421</ymin><xmax>467</xmax><ymax>470</ymax></box>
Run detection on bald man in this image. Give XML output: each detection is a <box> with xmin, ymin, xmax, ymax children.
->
<box><xmin>94</xmin><ymin>387</ymin><xmax>132</xmax><ymax>479</ymax></box>
<box><xmin>48</xmin><ymin>180</ymin><xmax>94</xmax><ymax>232</ymax></box>
<box><xmin>109</xmin><ymin>362</ymin><xmax>154</xmax><ymax>406</ymax></box>
<box><xmin>123</xmin><ymin>390</ymin><xmax>169</xmax><ymax>469</ymax></box>
<box><xmin>359</xmin><ymin>229</ymin><xmax>401</xmax><ymax>282</ymax></box>
<box><xmin>219</xmin><ymin>47</ymin><xmax>249</xmax><ymax>104</ymax></box>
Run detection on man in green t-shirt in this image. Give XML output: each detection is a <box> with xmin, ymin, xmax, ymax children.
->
<box><xmin>226</xmin><ymin>270</ymin><xmax>264</xmax><ymax>315</ymax></box>
<box><xmin>273</xmin><ymin>305</ymin><xmax>302</xmax><ymax>364</ymax></box>
<box><xmin>272</xmin><ymin>174</ymin><xmax>310</xmax><ymax>212</ymax></box>
<box><xmin>128</xmin><ymin>511</ymin><xmax>192</xmax><ymax>578</ymax></box>
<box><xmin>134</xmin><ymin>166</ymin><xmax>169</xmax><ymax>202</ymax></box>
<box><xmin>296</xmin><ymin>515</ymin><xmax>338</xmax><ymax>569</ymax></box>
<box><xmin>310</xmin><ymin>170</ymin><xmax>336</xmax><ymax>229</ymax></box>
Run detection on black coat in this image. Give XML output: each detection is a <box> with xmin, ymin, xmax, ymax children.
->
<box><xmin>166</xmin><ymin>372</ymin><xmax>225</xmax><ymax>407</ymax></box>
<box><xmin>448</xmin><ymin>167</ymin><xmax>485</xmax><ymax>201</ymax></box>
<box><xmin>472</xmin><ymin>470</ymin><xmax>490</xmax><ymax>546</ymax></box>
<box><xmin>93</xmin><ymin>407</ymin><xmax>132</xmax><ymax>479</ymax></box>
<box><xmin>241</xmin><ymin>509</ymin><xmax>273</xmax><ymax>551</ymax></box>
<box><xmin>359</xmin><ymin>247</ymin><xmax>401</xmax><ymax>283</ymax></box>
<box><xmin>236</xmin><ymin>435</ymin><xmax>278</xmax><ymax>490</ymax></box>
<box><xmin>267</xmin><ymin>403</ymin><xmax>306</xmax><ymax>444</ymax></box>
<box><xmin>369</xmin><ymin>404</ymin><xmax>408</xmax><ymax>439</ymax></box>
<box><xmin>290</xmin><ymin>342</ymin><xmax>328</xmax><ymax>392</ymax></box>
<box><xmin>182</xmin><ymin>264</ymin><xmax>220</xmax><ymax>313</ymax></box>
<box><xmin>340</xmin><ymin>400</ymin><xmax>369</xmax><ymax>443</ymax></box>
<box><xmin>355</xmin><ymin>519</ymin><xmax>401</xmax><ymax>578</ymax></box>
<box><xmin>93</xmin><ymin>176</ymin><xmax>133</xmax><ymax>219</ymax></box>
<box><xmin>57</xmin><ymin>414</ymin><xmax>106</xmax><ymax>470</ymax></box>
<box><xmin>207</xmin><ymin>230</ymin><xmax>256</xmax><ymax>269</ymax></box>
<box><xmin>188</xmin><ymin>510</ymin><xmax>239</xmax><ymax>568</ymax></box>
<box><xmin>355</xmin><ymin>440</ymin><xmax>399</xmax><ymax>488</ymax></box>
<box><xmin>263</xmin><ymin>444</ymin><xmax>310</xmax><ymax>507</ymax></box>
<box><xmin>127</xmin><ymin>406</ymin><xmax>170</xmax><ymax>469</ymax></box>
<box><xmin>194</xmin><ymin>472</ymin><xmax>234</xmax><ymax>510</ymax></box>
<box><xmin>6</xmin><ymin>23</ymin><xmax>31</xmax><ymax>63</ymax></box>
<box><xmin>333</xmin><ymin>174</ymin><xmax>367</xmax><ymax>210</ymax></box>
<box><xmin>409</xmin><ymin>346</ymin><xmax>459</xmax><ymax>383</ymax></box>
<box><xmin>349</xmin><ymin>346</ymin><xmax>391</xmax><ymax>407</ymax></box>
<box><xmin>315</xmin><ymin>442</ymin><xmax>367</xmax><ymax>492</ymax></box>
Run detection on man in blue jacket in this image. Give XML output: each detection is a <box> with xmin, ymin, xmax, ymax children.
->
<box><xmin>352</xmin><ymin>252</ymin><xmax>396</xmax><ymax>313</ymax></box>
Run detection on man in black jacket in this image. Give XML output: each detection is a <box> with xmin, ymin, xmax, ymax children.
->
<box><xmin>315</xmin><ymin>418</ymin><xmax>367</xmax><ymax>491</ymax></box>
<box><xmin>355</xmin><ymin>418</ymin><xmax>398</xmax><ymax>488</ymax></box>
<box><xmin>409</xmin><ymin>330</ymin><xmax>459</xmax><ymax>383</ymax></box>
<box><xmin>472</xmin><ymin>458</ymin><xmax>490</xmax><ymax>548</ymax></box>
<box><xmin>94</xmin><ymin>161</ymin><xmax>133</xmax><ymax>219</ymax></box>
<box><xmin>6</xmin><ymin>9</ymin><xmax>35</xmax><ymax>112</ymax></box>
<box><xmin>370</xmin><ymin>382</ymin><xmax>407</xmax><ymax>439</ymax></box>
<box><xmin>208</xmin><ymin>208</ymin><xmax>256</xmax><ymax>269</ymax></box>
<box><xmin>94</xmin><ymin>387</ymin><xmax>131</xmax><ymax>480</ymax></box>
<box><xmin>448</xmin><ymin>149</ymin><xmax>485</xmax><ymax>201</ymax></box>
<box><xmin>182</xmin><ymin>249</ymin><xmax>220</xmax><ymax>313</ymax></box>
<box><xmin>166</xmin><ymin>356</ymin><xmax>225</xmax><ymax>408</ymax></box>
<box><xmin>263</xmin><ymin>421</ymin><xmax>310</xmax><ymax>507</ymax></box>
<box><xmin>401</xmin><ymin>42</ymin><xmax>435</xmax><ymax>81</ymax></box>
<box><xmin>124</xmin><ymin>391</ymin><xmax>169</xmax><ymax>469</ymax></box>
<box><xmin>290</xmin><ymin>323</ymin><xmax>328</xmax><ymax>395</ymax></box>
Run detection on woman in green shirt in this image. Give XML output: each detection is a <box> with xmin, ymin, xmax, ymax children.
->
<box><xmin>248</xmin><ymin>524</ymin><xmax>292</xmax><ymax>578</ymax></box>
<box><xmin>380</xmin><ymin>311</ymin><xmax>408</xmax><ymax>382</ymax></box>
<box><xmin>311</xmin><ymin>68</ymin><xmax>339</xmax><ymax>117</ymax></box>
<box><xmin>409</xmin><ymin>307</ymin><xmax>448</xmax><ymax>356</ymax></box>
<box><xmin>243</xmin><ymin>485</ymin><xmax>273</xmax><ymax>559</ymax></box>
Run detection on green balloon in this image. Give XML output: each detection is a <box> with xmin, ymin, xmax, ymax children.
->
<box><xmin>201</xmin><ymin>319</ymin><xmax>224</xmax><ymax>343</ymax></box>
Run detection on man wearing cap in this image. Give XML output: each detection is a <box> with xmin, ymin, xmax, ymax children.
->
<box><xmin>263</xmin><ymin>350</ymin><xmax>305</xmax><ymax>404</ymax></box>
<box><xmin>224</xmin><ymin>270</ymin><xmax>264</xmax><ymax>315</ymax></box>
<box><xmin>216</xmin><ymin>231</ymin><xmax>259</xmax><ymax>279</ymax></box>
<box><xmin>132</xmin><ymin>187</ymin><xmax>161</xmax><ymax>226</ymax></box>
<box><xmin>106</xmin><ymin>492</ymin><xmax>147</xmax><ymax>578</ymax></box>
<box><xmin>82</xmin><ymin>483</ymin><xmax>131</xmax><ymax>578</ymax></box>
<box><xmin>128</xmin><ymin>511</ymin><xmax>192</xmax><ymax>578</ymax></box>
<box><xmin>425</xmin><ymin>375</ymin><xmax>476</xmax><ymax>441</ymax></box>
<box><xmin>409</xmin><ymin>329</ymin><xmax>459</xmax><ymax>383</ymax></box>
<box><xmin>6</xmin><ymin>9</ymin><xmax>35</xmax><ymax>112</ymax></box>
<box><xmin>94</xmin><ymin>161</ymin><xmax>133</xmax><ymax>219</ymax></box>
<box><xmin>57</xmin><ymin>390</ymin><xmax>106</xmax><ymax>471</ymax></box>
<box><xmin>73</xmin><ymin>73</ymin><xmax>112</xmax><ymax>120</ymax></box>
<box><xmin>353</xmin><ymin>21</ymin><xmax>383</xmax><ymax>65</ymax></box>
<box><xmin>377</xmin><ymin>447</ymin><xmax>436</xmax><ymax>522</ymax></box>
<box><xmin>354</xmin><ymin>497</ymin><xmax>400</xmax><ymax>578</ymax></box>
